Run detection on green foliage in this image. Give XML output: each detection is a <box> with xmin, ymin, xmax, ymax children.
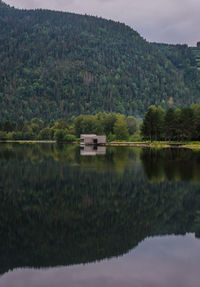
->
<box><xmin>74</xmin><ymin>113</ymin><xmax>117</xmax><ymax>137</ymax></box>
<box><xmin>52</xmin><ymin>120</ymin><xmax>68</xmax><ymax>130</ymax></box>
<box><xmin>141</xmin><ymin>105</ymin><xmax>200</xmax><ymax>141</ymax></box>
<box><xmin>164</xmin><ymin>108</ymin><xmax>177</xmax><ymax>141</ymax></box>
<box><xmin>11</xmin><ymin>132</ymin><xmax>24</xmax><ymax>140</ymax></box>
<box><xmin>2</xmin><ymin>104</ymin><xmax>200</xmax><ymax>143</ymax></box>
<box><xmin>141</xmin><ymin>106</ymin><xmax>165</xmax><ymax>141</ymax></box>
<box><xmin>127</xmin><ymin>116</ymin><xmax>137</xmax><ymax>135</ymax></box>
<box><xmin>192</xmin><ymin>104</ymin><xmax>200</xmax><ymax>139</ymax></box>
<box><xmin>75</xmin><ymin>115</ymin><xmax>97</xmax><ymax>136</ymax></box>
<box><xmin>103</xmin><ymin>114</ymin><xmax>117</xmax><ymax>136</ymax></box>
<box><xmin>53</xmin><ymin>129</ymin><xmax>76</xmax><ymax>142</ymax></box>
<box><xmin>129</xmin><ymin>130</ymin><xmax>142</xmax><ymax>142</ymax></box>
<box><xmin>0</xmin><ymin>4</ymin><xmax>200</xmax><ymax>121</ymax></box>
<box><xmin>0</xmin><ymin>131</ymin><xmax>7</xmax><ymax>140</ymax></box>
<box><xmin>64</xmin><ymin>134</ymin><xmax>77</xmax><ymax>142</ymax></box>
<box><xmin>54</xmin><ymin>129</ymin><xmax>66</xmax><ymax>142</ymax></box>
<box><xmin>73</xmin><ymin>112</ymin><xmax>132</xmax><ymax>141</ymax></box>
<box><xmin>113</xmin><ymin>115</ymin><xmax>129</xmax><ymax>140</ymax></box>
<box><xmin>39</xmin><ymin>128</ymin><xmax>53</xmax><ymax>140</ymax></box>
<box><xmin>107</xmin><ymin>132</ymin><xmax>116</xmax><ymax>142</ymax></box>
<box><xmin>178</xmin><ymin>108</ymin><xmax>195</xmax><ymax>140</ymax></box>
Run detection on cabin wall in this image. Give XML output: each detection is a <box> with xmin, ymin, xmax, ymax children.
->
<box><xmin>96</xmin><ymin>136</ymin><xmax>106</xmax><ymax>144</ymax></box>
<box><xmin>84</xmin><ymin>137</ymin><xmax>94</xmax><ymax>145</ymax></box>
<box><xmin>80</xmin><ymin>135</ymin><xmax>106</xmax><ymax>145</ymax></box>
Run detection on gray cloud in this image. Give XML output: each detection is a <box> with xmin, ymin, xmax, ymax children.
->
<box><xmin>4</xmin><ymin>0</ymin><xmax>200</xmax><ymax>45</ymax></box>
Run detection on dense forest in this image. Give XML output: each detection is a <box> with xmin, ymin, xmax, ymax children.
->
<box><xmin>1</xmin><ymin>1</ymin><xmax>200</xmax><ymax>121</ymax></box>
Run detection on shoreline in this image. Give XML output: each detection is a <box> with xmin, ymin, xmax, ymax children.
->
<box><xmin>1</xmin><ymin>140</ymin><xmax>200</xmax><ymax>150</ymax></box>
<box><xmin>0</xmin><ymin>140</ymin><xmax>56</xmax><ymax>143</ymax></box>
<box><xmin>106</xmin><ymin>142</ymin><xmax>150</xmax><ymax>147</ymax></box>
<box><xmin>107</xmin><ymin>142</ymin><xmax>200</xmax><ymax>150</ymax></box>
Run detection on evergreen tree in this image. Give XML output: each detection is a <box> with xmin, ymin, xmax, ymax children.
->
<box><xmin>164</xmin><ymin>108</ymin><xmax>177</xmax><ymax>140</ymax></box>
<box><xmin>141</xmin><ymin>106</ymin><xmax>164</xmax><ymax>141</ymax></box>
<box><xmin>192</xmin><ymin>105</ymin><xmax>200</xmax><ymax>140</ymax></box>
<box><xmin>179</xmin><ymin>108</ymin><xmax>195</xmax><ymax>140</ymax></box>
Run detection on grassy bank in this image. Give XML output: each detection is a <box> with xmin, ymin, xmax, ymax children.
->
<box><xmin>181</xmin><ymin>142</ymin><xmax>200</xmax><ymax>150</ymax></box>
<box><xmin>107</xmin><ymin>141</ymin><xmax>200</xmax><ymax>150</ymax></box>
<box><xmin>0</xmin><ymin>140</ymin><xmax>56</xmax><ymax>144</ymax></box>
<box><xmin>150</xmin><ymin>141</ymin><xmax>200</xmax><ymax>150</ymax></box>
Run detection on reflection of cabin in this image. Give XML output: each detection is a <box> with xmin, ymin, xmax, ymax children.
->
<box><xmin>80</xmin><ymin>145</ymin><xmax>106</xmax><ymax>156</ymax></box>
<box><xmin>80</xmin><ymin>134</ymin><xmax>106</xmax><ymax>146</ymax></box>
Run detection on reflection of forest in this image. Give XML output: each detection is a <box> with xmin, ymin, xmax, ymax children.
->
<box><xmin>0</xmin><ymin>144</ymin><xmax>200</xmax><ymax>275</ymax></box>
<box><xmin>140</xmin><ymin>148</ymin><xmax>200</xmax><ymax>183</ymax></box>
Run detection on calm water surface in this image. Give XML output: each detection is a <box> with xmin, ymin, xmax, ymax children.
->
<box><xmin>0</xmin><ymin>143</ymin><xmax>200</xmax><ymax>287</ymax></box>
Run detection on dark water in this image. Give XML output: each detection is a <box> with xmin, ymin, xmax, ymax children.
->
<box><xmin>0</xmin><ymin>143</ymin><xmax>200</xmax><ymax>287</ymax></box>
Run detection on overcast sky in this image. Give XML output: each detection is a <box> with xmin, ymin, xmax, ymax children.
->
<box><xmin>4</xmin><ymin>0</ymin><xmax>200</xmax><ymax>46</ymax></box>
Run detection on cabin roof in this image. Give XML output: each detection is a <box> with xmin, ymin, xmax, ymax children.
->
<box><xmin>80</xmin><ymin>134</ymin><xmax>97</xmax><ymax>138</ymax></box>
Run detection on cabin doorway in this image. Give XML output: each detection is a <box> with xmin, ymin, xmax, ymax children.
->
<box><xmin>93</xmin><ymin>139</ymin><xmax>98</xmax><ymax>145</ymax></box>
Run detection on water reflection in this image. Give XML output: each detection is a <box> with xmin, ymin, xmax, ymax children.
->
<box><xmin>140</xmin><ymin>148</ymin><xmax>200</xmax><ymax>183</ymax></box>
<box><xmin>1</xmin><ymin>234</ymin><xmax>200</xmax><ymax>287</ymax></box>
<box><xmin>0</xmin><ymin>144</ymin><xmax>200</xmax><ymax>282</ymax></box>
<box><xmin>80</xmin><ymin>145</ymin><xmax>106</xmax><ymax>156</ymax></box>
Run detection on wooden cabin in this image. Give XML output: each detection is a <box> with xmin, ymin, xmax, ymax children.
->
<box><xmin>80</xmin><ymin>134</ymin><xmax>106</xmax><ymax>146</ymax></box>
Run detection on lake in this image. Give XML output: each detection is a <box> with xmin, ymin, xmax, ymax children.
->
<box><xmin>0</xmin><ymin>143</ymin><xmax>200</xmax><ymax>287</ymax></box>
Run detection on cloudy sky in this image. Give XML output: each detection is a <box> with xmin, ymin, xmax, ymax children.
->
<box><xmin>4</xmin><ymin>0</ymin><xmax>200</xmax><ymax>46</ymax></box>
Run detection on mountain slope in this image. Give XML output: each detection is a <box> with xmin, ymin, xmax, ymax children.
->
<box><xmin>154</xmin><ymin>43</ymin><xmax>200</xmax><ymax>97</ymax></box>
<box><xmin>0</xmin><ymin>1</ymin><xmax>200</xmax><ymax>120</ymax></box>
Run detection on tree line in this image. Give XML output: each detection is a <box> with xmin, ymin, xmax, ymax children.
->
<box><xmin>0</xmin><ymin>113</ymin><xmax>138</xmax><ymax>142</ymax></box>
<box><xmin>2</xmin><ymin>105</ymin><xmax>200</xmax><ymax>142</ymax></box>
<box><xmin>141</xmin><ymin>105</ymin><xmax>200</xmax><ymax>141</ymax></box>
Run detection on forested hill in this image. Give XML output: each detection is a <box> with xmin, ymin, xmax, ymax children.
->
<box><xmin>1</xmin><ymin>1</ymin><xmax>200</xmax><ymax>121</ymax></box>
<box><xmin>154</xmin><ymin>43</ymin><xmax>200</xmax><ymax>96</ymax></box>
